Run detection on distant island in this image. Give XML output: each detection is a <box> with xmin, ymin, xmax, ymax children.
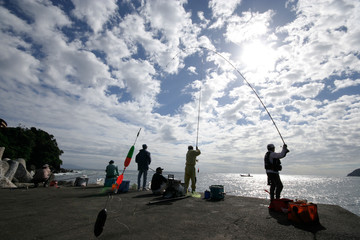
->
<box><xmin>347</xmin><ymin>168</ymin><xmax>360</xmax><ymax>176</ymax></box>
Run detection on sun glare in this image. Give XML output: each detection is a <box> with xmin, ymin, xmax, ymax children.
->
<box><xmin>239</xmin><ymin>40</ymin><xmax>276</xmax><ymax>72</ymax></box>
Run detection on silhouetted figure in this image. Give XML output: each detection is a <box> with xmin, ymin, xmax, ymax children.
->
<box><xmin>264</xmin><ymin>144</ymin><xmax>289</xmax><ymax>200</ymax></box>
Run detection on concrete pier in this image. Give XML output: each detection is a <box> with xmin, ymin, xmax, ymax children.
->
<box><xmin>1</xmin><ymin>186</ymin><xmax>359</xmax><ymax>239</ymax></box>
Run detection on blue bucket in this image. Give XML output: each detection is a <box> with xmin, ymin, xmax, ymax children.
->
<box><xmin>118</xmin><ymin>180</ymin><xmax>130</xmax><ymax>193</ymax></box>
<box><xmin>209</xmin><ymin>185</ymin><xmax>224</xmax><ymax>200</ymax></box>
<box><xmin>204</xmin><ymin>190</ymin><xmax>211</xmax><ymax>199</ymax></box>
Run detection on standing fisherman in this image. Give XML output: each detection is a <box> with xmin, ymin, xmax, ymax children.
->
<box><xmin>135</xmin><ymin>144</ymin><xmax>151</xmax><ymax>191</ymax></box>
<box><xmin>184</xmin><ymin>145</ymin><xmax>201</xmax><ymax>193</ymax></box>
<box><xmin>264</xmin><ymin>144</ymin><xmax>289</xmax><ymax>201</ymax></box>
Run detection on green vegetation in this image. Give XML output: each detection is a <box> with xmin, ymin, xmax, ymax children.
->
<box><xmin>0</xmin><ymin>127</ymin><xmax>63</xmax><ymax>170</ymax></box>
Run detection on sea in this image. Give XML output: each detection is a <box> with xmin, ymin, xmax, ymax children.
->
<box><xmin>55</xmin><ymin>169</ymin><xmax>360</xmax><ymax>217</ymax></box>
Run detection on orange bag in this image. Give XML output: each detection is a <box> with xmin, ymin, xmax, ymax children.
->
<box><xmin>288</xmin><ymin>201</ymin><xmax>319</xmax><ymax>224</ymax></box>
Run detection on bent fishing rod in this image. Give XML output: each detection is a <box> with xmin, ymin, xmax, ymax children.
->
<box><xmin>166</xmin><ymin>46</ymin><xmax>286</xmax><ymax>145</ymax></box>
<box><xmin>196</xmin><ymin>87</ymin><xmax>201</xmax><ymax>148</ymax></box>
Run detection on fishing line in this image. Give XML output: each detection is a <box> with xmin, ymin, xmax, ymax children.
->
<box><xmin>114</xmin><ymin>218</ymin><xmax>131</xmax><ymax>233</ymax></box>
<box><xmin>165</xmin><ymin>46</ymin><xmax>286</xmax><ymax>145</ymax></box>
<box><xmin>104</xmin><ymin>193</ymin><xmax>112</xmax><ymax>209</ymax></box>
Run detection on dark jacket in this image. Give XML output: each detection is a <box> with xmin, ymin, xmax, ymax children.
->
<box><xmin>151</xmin><ymin>173</ymin><xmax>167</xmax><ymax>190</ymax></box>
<box><xmin>135</xmin><ymin>149</ymin><xmax>151</xmax><ymax>171</ymax></box>
<box><xmin>105</xmin><ymin>163</ymin><xmax>119</xmax><ymax>178</ymax></box>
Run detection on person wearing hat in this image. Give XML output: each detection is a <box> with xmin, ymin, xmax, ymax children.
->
<box><xmin>135</xmin><ymin>144</ymin><xmax>151</xmax><ymax>191</ymax></box>
<box><xmin>151</xmin><ymin>167</ymin><xmax>168</xmax><ymax>195</ymax></box>
<box><xmin>105</xmin><ymin>160</ymin><xmax>119</xmax><ymax>179</ymax></box>
<box><xmin>264</xmin><ymin>144</ymin><xmax>289</xmax><ymax>201</ymax></box>
<box><xmin>32</xmin><ymin>164</ymin><xmax>54</xmax><ymax>187</ymax></box>
<box><xmin>184</xmin><ymin>145</ymin><xmax>201</xmax><ymax>193</ymax></box>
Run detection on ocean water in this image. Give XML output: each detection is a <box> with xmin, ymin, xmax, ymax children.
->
<box><xmin>55</xmin><ymin>170</ymin><xmax>360</xmax><ymax>217</ymax></box>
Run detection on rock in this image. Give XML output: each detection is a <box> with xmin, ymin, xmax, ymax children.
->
<box><xmin>0</xmin><ymin>147</ymin><xmax>4</xmax><ymax>160</ymax></box>
<box><xmin>14</xmin><ymin>158</ymin><xmax>33</xmax><ymax>183</ymax></box>
<box><xmin>5</xmin><ymin>160</ymin><xmax>19</xmax><ymax>181</ymax></box>
<box><xmin>347</xmin><ymin>168</ymin><xmax>360</xmax><ymax>177</ymax></box>
<box><xmin>0</xmin><ymin>160</ymin><xmax>10</xmax><ymax>177</ymax></box>
<box><xmin>14</xmin><ymin>182</ymin><xmax>33</xmax><ymax>188</ymax></box>
<box><xmin>0</xmin><ymin>176</ymin><xmax>17</xmax><ymax>188</ymax></box>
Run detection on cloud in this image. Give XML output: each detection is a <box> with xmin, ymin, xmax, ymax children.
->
<box><xmin>276</xmin><ymin>0</ymin><xmax>360</xmax><ymax>81</ymax></box>
<box><xmin>1</xmin><ymin>0</ymin><xmax>360</xmax><ymax>176</ymax></box>
<box><xmin>208</xmin><ymin>0</ymin><xmax>242</xmax><ymax>28</ymax></box>
<box><xmin>225</xmin><ymin>10</ymin><xmax>275</xmax><ymax>44</ymax></box>
<box><xmin>87</xmin><ymin>29</ymin><xmax>132</xmax><ymax>67</ymax></box>
<box><xmin>0</xmin><ymin>32</ymin><xmax>41</xmax><ymax>85</ymax></box>
<box><xmin>332</xmin><ymin>78</ymin><xmax>360</xmax><ymax>92</ymax></box>
<box><xmin>187</xmin><ymin>66</ymin><xmax>197</xmax><ymax>75</ymax></box>
<box><xmin>71</xmin><ymin>0</ymin><xmax>118</xmax><ymax>33</ymax></box>
<box><xmin>113</xmin><ymin>59</ymin><xmax>160</xmax><ymax>104</ymax></box>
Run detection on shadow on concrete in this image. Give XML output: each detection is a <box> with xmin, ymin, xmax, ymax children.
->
<box><xmin>269</xmin><ymin>209</ymin><xmax>326</xmax><ymax>234</ymax></box>
<box><xmin>268</xmin><ymin>209</ymin><xmax>292</xmax><ymax>226</ymax></box>
<box><xmin>132</xmin><ymin>193</ymin><xmax>156</xmax><ymax>198</ymax></box>
<box><xmin>78</xmin><ymin>192</ymin><xmax>110</xmax><ymax>198</ymax></box>
<box><xmin>147</xmin><ymin>195</ymin><xmax>190</xmax><ymax>205</ymax></box>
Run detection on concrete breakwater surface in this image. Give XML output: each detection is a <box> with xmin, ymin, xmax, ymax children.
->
<box><xmin>55</xmin><ymin>170</ymin><xmax>360</xmax><ymax>217</ymax></box>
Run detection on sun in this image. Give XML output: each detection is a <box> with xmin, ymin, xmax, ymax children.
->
<box><xmin>238</xmin><ymin>40</ymin><xmax>277</xmax><ymax>72</ymax></box>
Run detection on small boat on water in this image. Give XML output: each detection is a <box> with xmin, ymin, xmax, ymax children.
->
<box><xmin>241</xmin><ymin>174</ymin><xmax>253</xmax><ymax>177</ymax></box>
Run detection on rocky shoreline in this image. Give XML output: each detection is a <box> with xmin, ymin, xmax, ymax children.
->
<box><xmin>0</xmin><ymin>147</ymin><xmax>33</xmax><ymax>188</ymax></box>
<box><xmin>0</xmin><ymin>147</ymin><xmax>77</xmax><ymax>188</ymax></box>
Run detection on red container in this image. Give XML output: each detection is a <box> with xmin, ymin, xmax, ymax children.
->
<box><xmin>288</xmin><ymin>202</ymin><xmax>319</xmax><ymax>224</ymax></box>
<box><xmin>269</xmin><ymin>198</ymin><xmax>293</xmax><ymax>212</ymax></box>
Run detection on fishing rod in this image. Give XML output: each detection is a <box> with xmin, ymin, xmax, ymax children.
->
<box><xmin>113</xmin><ymin>128</ymin><xmax>142</xmax><ymax>192</ymax></box>
<box><xmin>94</xmin><ymin>128</ymin><xmax>141</xmax><ymax>237</ymax></box>
<box><xmin>196</xmin><ymin>87</ymin><xmax>201</xmax><ymax>173</ymax></box>
<box><xmin>166</xmin><ymin>46</ymin><xmax>286</xmax><ymax>145</ymax></box>
<box><xmin>196</xmin><ymin>87</ymin><xmax>201</xmax><ymax>148</ymax></box>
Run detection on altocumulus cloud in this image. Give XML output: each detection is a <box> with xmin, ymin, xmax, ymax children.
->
<box><xmin>0</xmin><ymin>0</ymin><xmax>359</xmax><ymax>176</ymax></box>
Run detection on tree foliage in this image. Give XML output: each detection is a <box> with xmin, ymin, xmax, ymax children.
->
<box><xmin>0</xmin><ymin>126</ymin><xmax>63</xmax><ymax>170</ymax></box>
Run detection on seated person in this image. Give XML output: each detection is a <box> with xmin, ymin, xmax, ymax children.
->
<box><xmin>151</xmin><ymin>167</ymin><xmax>167</xmax><ymax>195</ymax></box>
<box><xmin>106</xmin><ymin>160</ymin><xmax>119</xmax><ymax>179</ymax></box>
<box><xmin>104</xmin><ymin>160</ymin><xmax>120</xmax><ymax>187</ymax></box>
<box><xmin>32</xmin><ymin>164</ymin><xmax>54</xmax><ymax>187</ymax></box>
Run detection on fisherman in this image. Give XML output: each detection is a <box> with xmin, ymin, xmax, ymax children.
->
<box><xmin>264</xmin><ymin>144</ymin><xmax>289</xmax><ymax>201</ymax></box>
<box><xmin>105</xmin><ymin>160</ymin><xmax>119</xmax><ymax>179</ymax></box>
<box><xmin>135</xmin><ymin>144</ymin><xmax>151</xmax><ymax>191</ymax></box>
<box><xmin>151</xmin><ymin>167</ymin><xmax>168</xmax><ymax>195</ymax></box>
<box><xmin>184</xmin><ymin>145</ymin><xmax>201</xmax><ymax>193</ymax></box>
<box><xmin>32</xmin><ymin>164</ymin><xmax>54</xmax><ymax>187</ymax></box>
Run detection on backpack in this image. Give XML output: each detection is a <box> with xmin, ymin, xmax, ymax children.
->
<box><xmin>264</xmin><ymin>152</ymin><xmax>282</xmax><ymax>171</ymax></box>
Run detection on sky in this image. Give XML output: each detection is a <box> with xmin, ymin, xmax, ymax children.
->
<box><xmin>0</xmin><ymin>0</ymin><xmax>359</xmax><ymax>176</ymax></box>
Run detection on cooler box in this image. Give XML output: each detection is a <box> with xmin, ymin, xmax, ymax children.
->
<box><xmin>104</xmin><ymin>178</ymin><xmax>116</xmax><ymax>187</ymax></box>
<box><xmin>117</xmin><ymin>180</ymin><xmax>130</xmax><ymax>193</ymax></box>
<box><xmin>209</xmin><ymin>185</ymin><xmax>225</xmax><ymax>200</ymax></box>
<box><xmin>74</xmin><ymin>177</ymin><xmax>89</xmax><ymax>187</ymax></box>
<box><xmin>288</xmin><ymin>202</ymin><xmax>319</xmax><ymax>224</ymax></box>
